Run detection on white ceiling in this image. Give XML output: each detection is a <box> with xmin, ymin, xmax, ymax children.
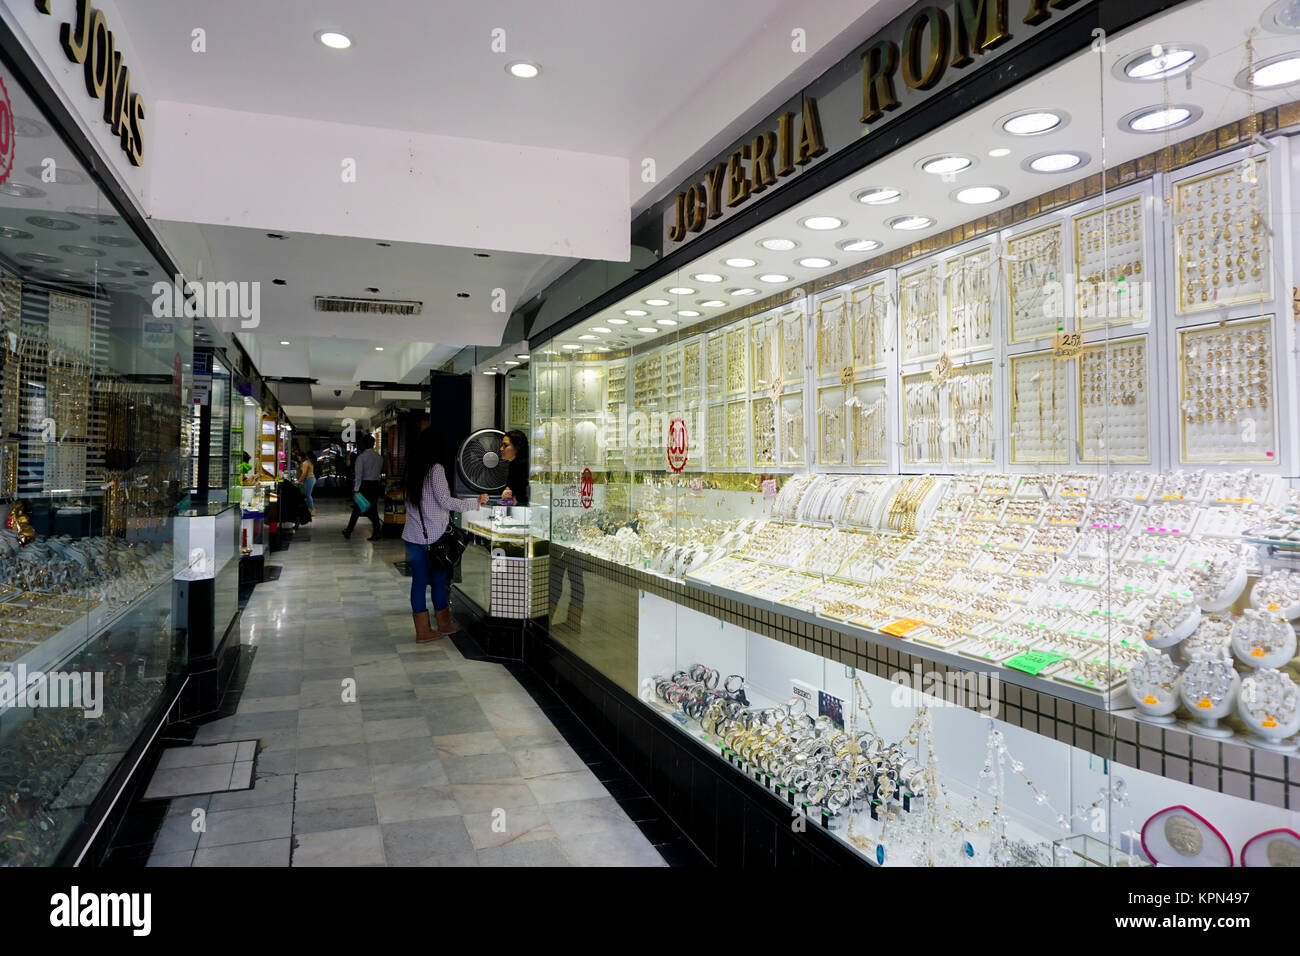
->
<box><xmin>545</xmin><ymin>0</ymin><xmax>1300</xmax><ymax>350</ymax></box>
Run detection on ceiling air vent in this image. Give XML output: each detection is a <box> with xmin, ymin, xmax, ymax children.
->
<box><xmin>313</xmin><ymin>295</ymin><xmax>422</xmax><ymax>316</ymax></box>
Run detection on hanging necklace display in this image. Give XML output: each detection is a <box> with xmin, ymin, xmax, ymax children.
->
<box><xmin>725</xmin><ymin>326</ymin><xmax>747</xmax><ymax>395</ymax></box>
<box><xmin>1176</xmin><ymin>651</ymin><xmax>1240</xmax><ymax>738</ymax></box>
<box><xmin>1240</xmin><ymin>829</ymin><xmax>1300</xmax><ymax>867</ymax></box>
<box><xmin>1127</xmin><ymin>651</ymin><xmax>1183</xmax><ymax>724</ymax></box>
<box><xmin>851</xmin><ymin>279</ymin><xmax>887</xmax><ymax>370</ymax></box>
<box><xmin>948</xmin><ymin>362</ymin><xmax>993</xmax><ymax>463</ymax></box>
<box><xmin>899</xmin><ymin>264</ymin><xmax>941</xmax><ymax>362</ymax></box>
<box><xmin>945</xmin><ymin>247</ymin><xmax>993</xmax><ymax>352</ymax></box>
<box><xmin>726</xmin><ymin>400</ymin><xmax>747</xmax><ymax>467</ymax></box>
<box><xmin>750</xmin><ymin>314</ymin><xmax>778</xmax><ymax>390</ymax></box>
<box><xmin>1073</xmin><ymin>195</ymin><xmax>1148</xmax><ymax>329</ymax></box>
<box><xmin>816</xmin><ymin>385</ymin><xmax>849</xmax><ymax>465</ymax></box>
<box><xmin>1006</xmin><ymin>223</ymin><xmax>1063</xmax><ymax>342</ymax></box>
<box><xmin>902</xmin><ymin>371</ymin><xmax>942</xmax><ymax>465</ymax></box>
<box><xmin>780</xmin><ymin>307</ymin><xmax>805</xmax><ymax>384</ymax></box>
<box><xmin>1237</xmin><ymin>667</ymin><xmax>1300</xmax><ymax>751</ymax></box>
<box><xmin>707</xmin><ymin>403</ymin><xmax>726</xmax><ymax>469</ymax></box>
<box><xmin>816</xmin><ymin>293</ymin><xmax>851</xmax><ymax>378</ymax></box>
<box><xmin>752</xmin><ymin>396</ymin><xmax>776</xmax><ymax>467</ymax></box>
<box><xmin>1229</xmin><ymin>608</ymin><xmax>1296</xmax><ymax>668</ymax></box>
<box><xmin>780</xmin><ymin>392</ymin><xmax>805</xmax><ymax>465</ymax></box>
<box><xmin>1077</xmin><ymin>336</ymin><xmax>1150</xmax><ymax>462</ymax></box>
<box><xmin>1173</xmin><ymin>154</ymin><xmax>1270</xmax><ymax>314</ymax></box>
<box><xmin>853</xmin><ymin>378</ymin><xmax>887</xmax><ymax>465</ymax></box>
<box><xmin>1140</xmin><ymin>806</ymin><xmax>1233</xmax><ymax>867</ymax></box>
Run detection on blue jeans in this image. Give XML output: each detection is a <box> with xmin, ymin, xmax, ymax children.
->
<box><xmin>303</xmin><ymin>476</ymin><xmax>316</xmax><ymax>510</ymax></box>
<box><xmin>406</xmin><ymin>541</ymin><xmax>449</xmax><ymax>614</ymax></box>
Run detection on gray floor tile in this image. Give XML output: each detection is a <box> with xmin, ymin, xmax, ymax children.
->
<box><xmin>373</xmin><ymin>786</ymin><xmax>461</xmax><ymax>824</ymax></box>
<box><xmin>294</xmin><ymin>793</ymin><xmax>379</xmax><ymax>834</ymax></box>
<box><xmin>293</xmin><ymin>824</ymin><xmax>388</xmax><ymax>867</ymax></box>
<box><xmin>153</xmin><ymin>813</ymin><xmax>203</xmax><ymax>855</ymax></box>
<box><xmin>381</xmin><ymin>817</ymin><xmax>477</xmax><ymax>866</ymax></box>
<box><xmin>156</xmin><ymin>742</ymin><xmax>238</xmax><ymax>770</ymax></box>
<box><xmin>295</xmin><ymin>767</ymin><xmax>375</xmax><ymax>802</ymax></box>
<box><xmin>370</xmin><ymin>759</ymin><xmax>448</xmax><ymax>792</ymax></box>
<box><xmin>478</xmin><ymin>838</ymin><xmax>572</xmax><ymax>867</ymax></box>
<box><xmin>451</xmin><ymin>780</ymin><xmax>538</xmax><ymax>814</ymax></box>
<box><xmin>207</xmin><ymin>773</ymin><xmax>296</xmax><ymax>811</ymax></box>
<box><xmin>463</xmin><ymin>806</ymin><xmax>558</xmax><ymax>850</ymax></box>
<box><xmin>198</xmin><ymin>803</ymin><xmax>294</xmax><ymax>848</ymax></box>
<box><xmin>512</xmin><ymin>745</ymin><xmax>589</xmax><ymax>778</ymax></box>
<box><xmin>366</xmin><ymin>736</ymin><xmax>438</xmax><ymax>765</ymax></box>
<box><xmin>194</xmin><ymin>837</ymin><xmax>292</xmax><ymax>867</ymax></box>
<box><xmin>297</xmin><ymin>742</ymin><xmax>370</xmax><ymax>772</ymax></box>
<box><xmin>561</xmin><ymin>824</ymin><xmax>666</xmax><ymax>867</ymax></box>
<box><xmin>443</xmin><ymin>752</ymin><xmax>521</xmax><ymax>785</ymax></box>
<box><xmin>297</xmin><ymin>723</ymin><xmax>365</xmax><ymax>749</ymax></box>
<box><xmin>146</xmin><ymin>850</ymin><xmax>195</xmax><ymax>867</ymax></box>
<box><xmin>144</xmin><ymin>763</ymin><xmax>234</xmax><ymax>800</ymax></box>
<box><xmin>542</xmin><ymin>797</ymin><xmax>639</xmax><ymax>841</ymax></box>
<box><xmin>526</xmin><ymin>770</ymin><xmax>608</xmax><ymax>805</ymax></box>
<box><xmin>363</xmin><ymin>717</ymin><xmax>431</xmax><ymax>743</ymax></box>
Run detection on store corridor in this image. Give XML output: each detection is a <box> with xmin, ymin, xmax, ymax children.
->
<box><xmin>142</xmin><ymin>503</ymin><xmax>668</xmax><ymax>867</ymax></box>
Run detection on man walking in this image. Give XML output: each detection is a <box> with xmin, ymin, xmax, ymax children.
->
<box><xmin>344</xmin><ymin>434</ymin><xmax>384</xmax><ymax>541</ymax></box>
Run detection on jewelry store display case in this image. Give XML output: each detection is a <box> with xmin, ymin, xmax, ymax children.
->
<box><xmin>0</xmin><ymin>58</ymin><xmax>191</xmax><ymax>863</ymax></box>
<box><xmin>453</xmin><ymin>507</ymin><xmax>549</xmax><ymax>659</ymax></box>
<box><xmin>527</xmin><ymin>0</ymin><xmax>1300</xmax><ymax>867</ymax></box>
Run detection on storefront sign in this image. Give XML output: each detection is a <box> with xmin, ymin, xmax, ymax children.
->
<box><xmin>666</xmin><ymin>416</ymin><xmax>689</xmax><ymax>472</ymax></box>
<box><xmin>579</xmin><ymin>468</ymin><xmax>594</xmax><ymax>509</ymax></box>
<box><xmin>662</xmin><ymin>0</ymin><xmax>1086</xmax><ymax>248</ymax></box>
<box><xmin>0</xmin><ymin>78</ymin><xmax>13</xmax><ymax>185</ymax></box>
<box><xmin>36</xmin><ymin>0</ymin><xmax>146</xmax><ymax>166</ymax></box>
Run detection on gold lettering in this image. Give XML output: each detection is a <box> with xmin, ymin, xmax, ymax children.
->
<box><xmin>127</xmin><ymin>92</ymin><xmax>145</xmax><ymax>166</ymax></box>
<box><xmin>83</xmin><ymin>7</ymin><xmax>109</xmax><ymax>100</ymax></box>
<box><xmin>775</xmin><ymin>111</ymin><xmax>795</xmax><ymax>177</ymax></box>
<box><xmin>952</xmin><ymin>0</ymin><xmax>1010</xmax><ymax>68</ymax></box>
<box><xmin>726</xmin><ymin>147</ymin><xmax>751</xmax><ymax>207</ymax></box>
<box><xmin>59</xmin><ymin>0</ymin><xmax>91</xmax><ymax>64</ymax></box>
<box><xmin>34</xmin><ymin>0</ymin><xmax>52</xmax><ymax>13</ymax></box>
<box><xmin>705</xmin><ymin>163</ymin><xmax>728</xmax><ymax>220</ymax></box>
<box><xmin>109</xmin><ymin>59</ymin><xmax>131</xmax><ymax>136</ymax></box>
<box><xmin>749</xmin><ymin>132</ymin><xmax>776</xmax><ymax>193</ymax></box>
<box><xmin>860</xmin><ymin>41</ymin><xmax>901</xmax><ymax>125</ymax></box>
<box><xmin>794</xmin><ymin>99</ymin><xmax>826</xmax><ymax>166</ymax></box>
<box><xmin>668</xmin><ymin>192</ymin><xmax>687</xmax><ymax>242</ymax></box>
<box><xmin>1022</xmin><ymin>0</ymin><xmax>1051</xmax><ymax>24</ymax></box>
<box><xmin>902</xmin><ymin>7</ymin><xmax>950</xmax><ymax>90</ymax></box>
<box><xmin>684</xmin><ymin>183</ymin><xmax>707</xmax><ymax>233</ymax></box>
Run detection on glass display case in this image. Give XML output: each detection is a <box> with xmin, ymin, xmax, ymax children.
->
<box><xmin>0</xmin><ymin>59</ymin><xmax>189</xmax><ymax>862</ymax></box>
<box><xmin>529</xmin><ymin>0</ymin><xmax>1300</xmax><ymax>866</ymax></box>
<box><xmin>185</xmin><ymin>349</ymin><xmax>232</xmax><ymax>503</ymax></box>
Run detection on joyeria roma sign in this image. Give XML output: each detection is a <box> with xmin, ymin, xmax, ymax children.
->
<box><xmin>666</xmin><ymin>416</ymin><xmax>689</xmax><ymax>472</ymax></box>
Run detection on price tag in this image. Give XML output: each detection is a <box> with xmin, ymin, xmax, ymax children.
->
<box><xmin>931</xmin><ymin>352</ymin><xmax>953</xmax><ymax>386</ymax></box>
<box><xmin>840</xmin><ymin>365</ymin><xmax>854</xmax><ymax>389</ymax></box>
<box><xmin>1053</xmin><ymin>331</ymin><xmax>1083</xmax><ymax>361</ymax></box>
<box><xmin>1004</xmin><ymin>650</ymin><xmax>1067</xmax><ymax>675</ymax></box>
<box><xmin>881</xmin><ymin>618</ymin><xmax>924</xmax><ymax>637</ymax></box>
<box><xmin>761</xmin><ymin>478</ymin><xmax>777</xmax><ymax>498</ymax></box>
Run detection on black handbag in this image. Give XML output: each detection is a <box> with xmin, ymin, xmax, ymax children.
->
<box><xmin>418</xmin><ymin>506</ymin><xmax>470</xmax><ymax>572</ymax></box>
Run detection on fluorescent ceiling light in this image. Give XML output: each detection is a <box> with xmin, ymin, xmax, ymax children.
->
<box><xmin>637</xmin><ymin>327</ymin><xmax>658</xmax><ymax>333</ymax></box>
<box><xmin>279</xmin><ymin>340</ymin><xmax>290</xmax><ymax>345</ymax></box>
<box><xmin>729</xmin><ymin>288</ymin><xmax>759</xmax><ymax>296</ymax></box>
<box><xmin>374</xmin><ymin>346</ymin><xmax>384</xmax><ymax>351</ymax></box>
<box><xmin>591</xmin><ymin>326</ymin><xmax>611</xmax><ymax>334</ymax></box>
<box><xmin>607</xmin><ymin>317</ymin><xmax>629</xmax><ymax>325</ymax></box>
<box><xmin>674</xmin><ymin>310</ymin><xmax>700</xmax><ymax>317</ymax></box>
<box><xmin>988</xmin><ymin>147</ymin><xmax>1011</xmax><ymax>158</ymax></box>
<box><xmin>724</xmin><ymin>257</ymin><xmax>757</xmax><ymax>268</ymax></box>
<box><xmin>516</xmin><ymin>354</ymin><xmax>529</xmax><ymax>360</ymax></box>
<box><xmin>656</xmin><ymin>318</ymin><xmax>679</xmax><ymax>325</ymax></box>
<box><xmin>562</xmin><ymin>344</ymin><xmax>581</xmax><ymax>350</ymax></box>
<box><xmin>505</xmin><ymin>360</ymin><xmax>520</xmax><ymax>366</ymax></box>
<box><xmin>578</xmin><ymin>334</ymin><xmax>597</xmax><ymax>340</ymax></box>
<box><xmin>1240</xmin><ymin>52</ymin><xmax>1300</xmax><ymax>87</ymax></box>
<box><xmin>699</xmin><ymin>299</ymin><xmax>726</xmax><ymax>307</ymax></box>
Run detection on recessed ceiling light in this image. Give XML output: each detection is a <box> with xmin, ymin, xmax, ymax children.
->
<box><xmin>375</xmin><ymin>346</ymin><xmax>384</xmax><ymax>351</ymax></box>
<box><xmin>644</xmin><ymin>298</ymin><xmax>670</xmax><ymax>306</ymax></box>
<box><xmin>0</xmin><ymin>182</ymin><xmax>44</xmax><ymax>198</ymax></box>
<box><xmin>691</xmin><ymin>273</ymin><xmax>723</xmax><ymax>283</ymax></box>
<box><xmin>657</xmin><ymin>318</ymin><xmax>679</xmax><ymax>326</ymax></box>
<box><xmin>483</xmin><ymin>369</ymin><xmax>498</xmax><ymax>374</ymax></box>
<box><xmin>592</xmin><ymin>326</ymin><xmax>611</xmax><ymax>334</ymax></box>
<box><xmin>508</xmin><ymin>61</ymin><xmax>541</xmax><ymax>78</ymax></box>
<box><xmin>888</xmin><ymin>215</ymin><xmax>936</xmax><ymax>231</ymax></box>
<box><xmin>578</xmin><ymin>334</ymin><xmax>597</xmax><ymax>340</ymax></box>
<box><xmin>855</xmin><ymin>187</ymin><xmax>902</xmax><ymax>205</ymax></box>
<box><xmin>1120</xmin><ymin>44</ymin><xmax>1201</xmax><ymax>80</ymax></box>
<box><xmin>1238</xmin><ymin>52</ymin><xmax>1300</xmax><ymax>88</ymax></box>
<box><xmin>797</xmin><ymin>257</ymin><xmax>834</xmax><ymax>268</ymax></box>
<box><xmin>837</xmin><ymin>238</ymin><xmax>881</xmax><ymax>253</ymax></box>
<box><xmin>758</xmin><ymin>273</ymin><xmax>791</xmax><ymax>283</ymax></box>
<box><xmin>637</xmin><ymin>327</ymin><xmax>658</xmax><ymax>334</ymax></box>
<box><xmin>953</xmin><ymin>185</ymin><xmax>1008</xmax><ymax>205</ymax></box>
<box><xmin>1000</xmin><ymin>110</ymin><xmax>1064</xmax><ymax>135</ymax></box>
<box><xmin>800</xmin><ymin>216</ymin><xmax>844</xmax><ymax>230</ymax></box>
<box><xmin>988</xmin><ymin>148</ymin><xmax>1012</xmax><ymax>159</ymax></box>
<box><xmin>279</xmin><ymin>340</ymin><xmax>291</xmax><ymax>346</ymax></box>
<box><xmin>316</xmin><ymin>31</ymin><xmax>351</xmax><ymax>49</ymax></box>
<box><xmin>624</xmin><ymin>309</ymin><xmax>648</xmax><ymax>316</ymax></box>
<box><xmin>562</xmin><ymin>344</ymin><xmax>582</xmax><ymax>350</ymax></box>
<box><xmin>597</xmin><ymin>347</ymin><xmax>611</xmax><ymax>352</ymax></box>
<box><xmin>724</xmin><ymin>257</ymin><xmax>757</xmax><ymax>268</ymax></box>
<box><xmin>675</xmin><ymin>310</ymin><xmax>700</xmax><ymax>317</ymax></box>
<box><xmin>1263</xmin><ymin>0</ymin><xmax>1300</xmax><ymax>32</ymax></box>
<box><xmin>698</xmin><ymin>299</ymin><xmax>726</xmax><ymax>307</ymax></box>
<box><xmin>505</xmin><ymin>360</ymin><xmax>520</xmax><ymax>366</ymax></box>
<box><xmin>758</xmin><ymin>238</ymin><xmax>797</xmax><ymax>251</ymax></box>
<box><xmin>666</xmin><ymin>286</ymin><xmax>695</xmax><ymax>295</ymax></box>
<box><xmin>1123</xmin><ymin>104</ymin><xmax>1201</xmax><ymax>132</ymax></box>
<box><xmin>516</xmin><ymin>354</ymin><xmax>529</xmax><ymax>360</ymax></box>
<box><xmin>920</xmin><ymin>154</ymin><xmax>973</xmax><ymax>175</ymax></box>
<box><xmin>1024</xmin><ymin>151</ymin><xmax>1089</xmax><ymax>173</ymax></box>
<box><xmin>607</xmin><ymin>317</ymin><xmax>629</xmax><ymax>325</ymax></box>
<box><xmin>729</xmin><ymin>287</ymin><xmax>759</xmax><ymax>296</ymax></box>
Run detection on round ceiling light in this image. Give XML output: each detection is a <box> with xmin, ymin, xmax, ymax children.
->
<box><xmin>796</xmin><ymin>257</ymin><xmax>834</xmax><ymax>268</ymax></box>
<box><xmin>953</xmin><ymin>185</ymin><xmax>1008</xmax><ymax>205</ymax></box>
<box><xmin>758</xmin><ymin>238</ymin><xmax>797</xmax><ymax>251</ymax></box>
<box><xmin>656</xmin><ymin>318</ymin><xmax>678</xmax><ymax>326</ymax></box>
<box><xmin>316</xmin><ymin>31</ymin><xmax>352</xmax><ymax>49</ymax></box>
<box><xmin>837</xmin><ymin>238</ymin><xmax>880</xmax><ymax>253</ymax></box>
<box><xmin>637</xmin><ymin>327</ymin><xmax>658</xmax><ymax>334</ymax></box>
<box><xmin>505</xmin><ymin>360</ymin><xmax>520</xmax><ymax>366</ymax></box>
<box><xmin>607</xmin><ymin>317</ymin><xmax>629</xmax><ymax>325</ymax></box>
<box><xmin>1000</xmin><ymin>110</ymin><xmax>1065</xmax><ymax>135</ymax></box>
<box><xmin>729</xmin><ymin>287</ymin><xmax>759</xmax><ymax>296</ymax></box>
<box><xmin>516</xmin><ymin>354</ymin><xmax>529</xmax><ymax>360</ymax></box>
<box><xmin>1263</xmin><ymin>0</ymin><xmax>1300</xmax><ymax>31</ymax></box>
<box><xmin>799</xmin><ymin>216</ymin><xmax>845</xmax><ymax>230</ymax></box>
<box><xmin>623</xmin><ymin>309</ymin><xmax>648</xmax><ymax>316</ymax></box>
<box><xmin>1118</xmin><ymin>44</ymin><xmax>1202</xmax><ymax>81</ymax></box>
<box><xmin>1121</xmin><ymin>104</ymin><xmax>1201</xmax><ymax>132</ymax></box>
<box><xmin>507</xmin><ymin>61</ymin><xmax>541</xmax><ymax>78</ymax></box>
<box><xmin>279</xmin><ymin>340</ymin><xmax>291</xmax><ymax>346</ymax></box>
<box><xmin>1237</xmin><ymin>52</ymin><xmax>1300</xmax><ymax>88</ymax></box>
<box><xmin>675</xmin><ymin>310</ymin><xmax>700</xmax><ymax>317</ymax></box>
<box><xmin>698</xmin><ymin>299</ymin><xmax>726</xmax><ymax>307</ymax></box>
<box><xmin>644</xmin><ymin>298</ymin><xmax>670</xmax><ymax>306</ymax></box>
<box><xmin>724</xmin><ymin>257</ymin><xmax>757</xmax><ymax>268</ymax></box>
<box><xmin>562</xmin><ymin>344</ymin><xmax>581</xmax><ymax>350</ymax></box>
<box><xmin>855</xmin><ymin>186</ymin><xmax>903</xmax><ymax>205</ymax></box>
<box><xmin>665</xmin><ymin>286</ymin><xmax>694</xmax><ymax>295</ymax></box>
<box><xmin>988</xmin><ymin>147</ymin><xmax>1011</xmax><ymax>158</ymax></box>
<box><xmin>888</xmin><ymin>215</ymin><xmax>936</xmax><ymax>231</ymax></box>
<box><xmin>759</xmin><ymin>273</ymin><xmax>791</xmax><ymax>283</ymax></box>
<box><xmin>919</xmin><ymin>154</ymin><xmax>974</xmax><ymax>175</ymax></box>
<box><xmin>374</xmin><ymin>346</ymin><xmax>385</xmax><ymax>351</ymax></box>
<box><xmin>1024</xmin><ymin>151</ymin><xmax>1089</xmax><ymax>173</ymax></box>
<box><xmin>0</xmin><ymin>182</ymin><xmax>45</xmax><ymax>198</ymax></box>
<box><xmin>578</xmin><ymin>333</ymin><xmax>597</xmax><ymax>340</ymax></box>
<box><xmin>691</xmin><ymin>273</ymin><xmax>723</xmax><ymax>283</ymax></box>
<box><xmin>591</xmin><ymin>327</ymin><xmax>611</xmax><ymax>334</ymax></box>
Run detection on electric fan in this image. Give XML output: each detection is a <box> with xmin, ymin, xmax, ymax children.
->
<box><xmin>456</xmin><ymin>428</ymin><xmax>510</xmax><ymax>493</ymax></box>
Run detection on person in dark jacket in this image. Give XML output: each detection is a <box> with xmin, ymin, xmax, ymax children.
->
<box><xmin>499</xmin><ymin>430</ymin><xmax>530</xmax><ymax>506</ymax></box>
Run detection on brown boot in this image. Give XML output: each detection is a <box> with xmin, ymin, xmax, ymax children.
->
<box><xmin>413</xmin><ymin>611</ymin><xmax>440</xmax><ymax>644</ymax></box>
<box><xmin>435</xmin><ymin>608</ymin><xmax>461</xmax><ymax>636</ymax></box>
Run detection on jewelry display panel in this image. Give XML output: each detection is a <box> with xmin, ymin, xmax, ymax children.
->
<box><xmin>948</xmin><ymin>362</ymin><xmax>994</xmax><ymax>464</ymax></box>
<box><xmin>852</xmin><ymin>378</ymin><xmax>887</xmax><ymax>465</ymax></box>
<box><xmin>1007</xmin><ymin>222</ymin><xmax>1064</xmax><ymax>342</ymax></box>
<box><xmin>852</xmin><ymin>279</ymin><xmax>888</xmax><ymax>370</ymax></box>
<box><xmin>682</xmin><ymin>340</ymin><xmax>701</xmax><ymax>391</ymax></box>
<box><xmin>707</xmin><ymin>403</ymin><xmax>725</xmax><ymax>467</ymax></box>
<box><xmin>663</xmin><ymin>348</ymin><xmax>682</xmax><ymax>400</ymax></box>
<box><xmin>816</xmin><ymin>293</ymin><xmax>852</xmax><ymax>378</ymax></box>
<box><xmin>571</xmin><ymin>366</ymin><xmax>603</xmax><ymax>414</ymax></box>
<box><xmin>899</xmin><ymin>264</ymin><xmax>942</xmax><ymax>362</ymax></box>
<box><xmin>902</xmin><ymin>371</ymin><xmax>942</xmax><ymax>465</ymax></box>
<box><xmin>751</xmin><ymin>314</ymin><xmax>779</xmax><ymax>391</ymax></box>
<box><xmin>1078</xmin><ymin>335</ymin><xmax>1149</xmax><ymax>463</ymax></box>
<box><xmin>945</xmin><ymin>248</ymin><xmax>994</xmax><ymax>351</ymax></box>
<box><xmin>1010</xmin><ymin>351</ymin><xmax>1068</xmax><ymax>463</ymax></box>
<box><xmin>780</xmin><ymin>308</ymin><xmax>805</xmax><ymax>384</ymax></box>
<box><xmin>725</xmin><ymin>326</ymin><xmax>747</xmax><ymax>395</ymax></box>
<box><xmin>1073</xmin><ymin>196</ymin><xmax>1148</xmax><ymax>329</ymax></box>
<box><xmin>1174</xmin><ymin>157</ymin><xmax>1270</xmax><ymax>313</ymax></box>
<box><xmin>780</xmin><ymin>392</ymin><xmax>804</xmax><ymax>465</ymax></box>
<box><xmin>726</xmin><ymin>400</ymin><xmax>747</xmax><ymax>468</ymax></box>
<box><xmin>1177</xmin><ymin>316</ymin><xmax>1276</xmax><ymax>463</ymax></box>
<box><xmin>752</xmin><ymin>396</ymin><xmax>776</xmax><ymax>467</ymax></box>
<box><xmin>46</xmin><ymin>292</ymin><xmax>92</xmax><ymax>358</ymax></box>
<box><xmin>707</xmin><ymin>331</ymin><xmax>726</xmax><ymax>397</ymax></box>
<box><xmin>817</xmin><ymin>385</ymin><xmax>849</xmax><ymax>465</ymax></box>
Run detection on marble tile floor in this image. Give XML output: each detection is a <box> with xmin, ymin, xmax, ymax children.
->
<box><xmin>131</xmin><ymin>502</ymin><xmax>681</xmax><ymax>867</ymax></box>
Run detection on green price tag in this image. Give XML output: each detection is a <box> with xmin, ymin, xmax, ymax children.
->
<box><xmin>1005</xmin><ymin>651</ymin><xmax>1067</xmax><ymax>676</ymax></box>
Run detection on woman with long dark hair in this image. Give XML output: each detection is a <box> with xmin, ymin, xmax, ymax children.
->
<box><xmin>403</xmin><ymin>428</ymin><xmax>488</xmax><ymax>642</ymax></box>
<box><xmin>500</xmin><ymin>429</ymin><xmax>530</xmax><ymax>506</ymax></box>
